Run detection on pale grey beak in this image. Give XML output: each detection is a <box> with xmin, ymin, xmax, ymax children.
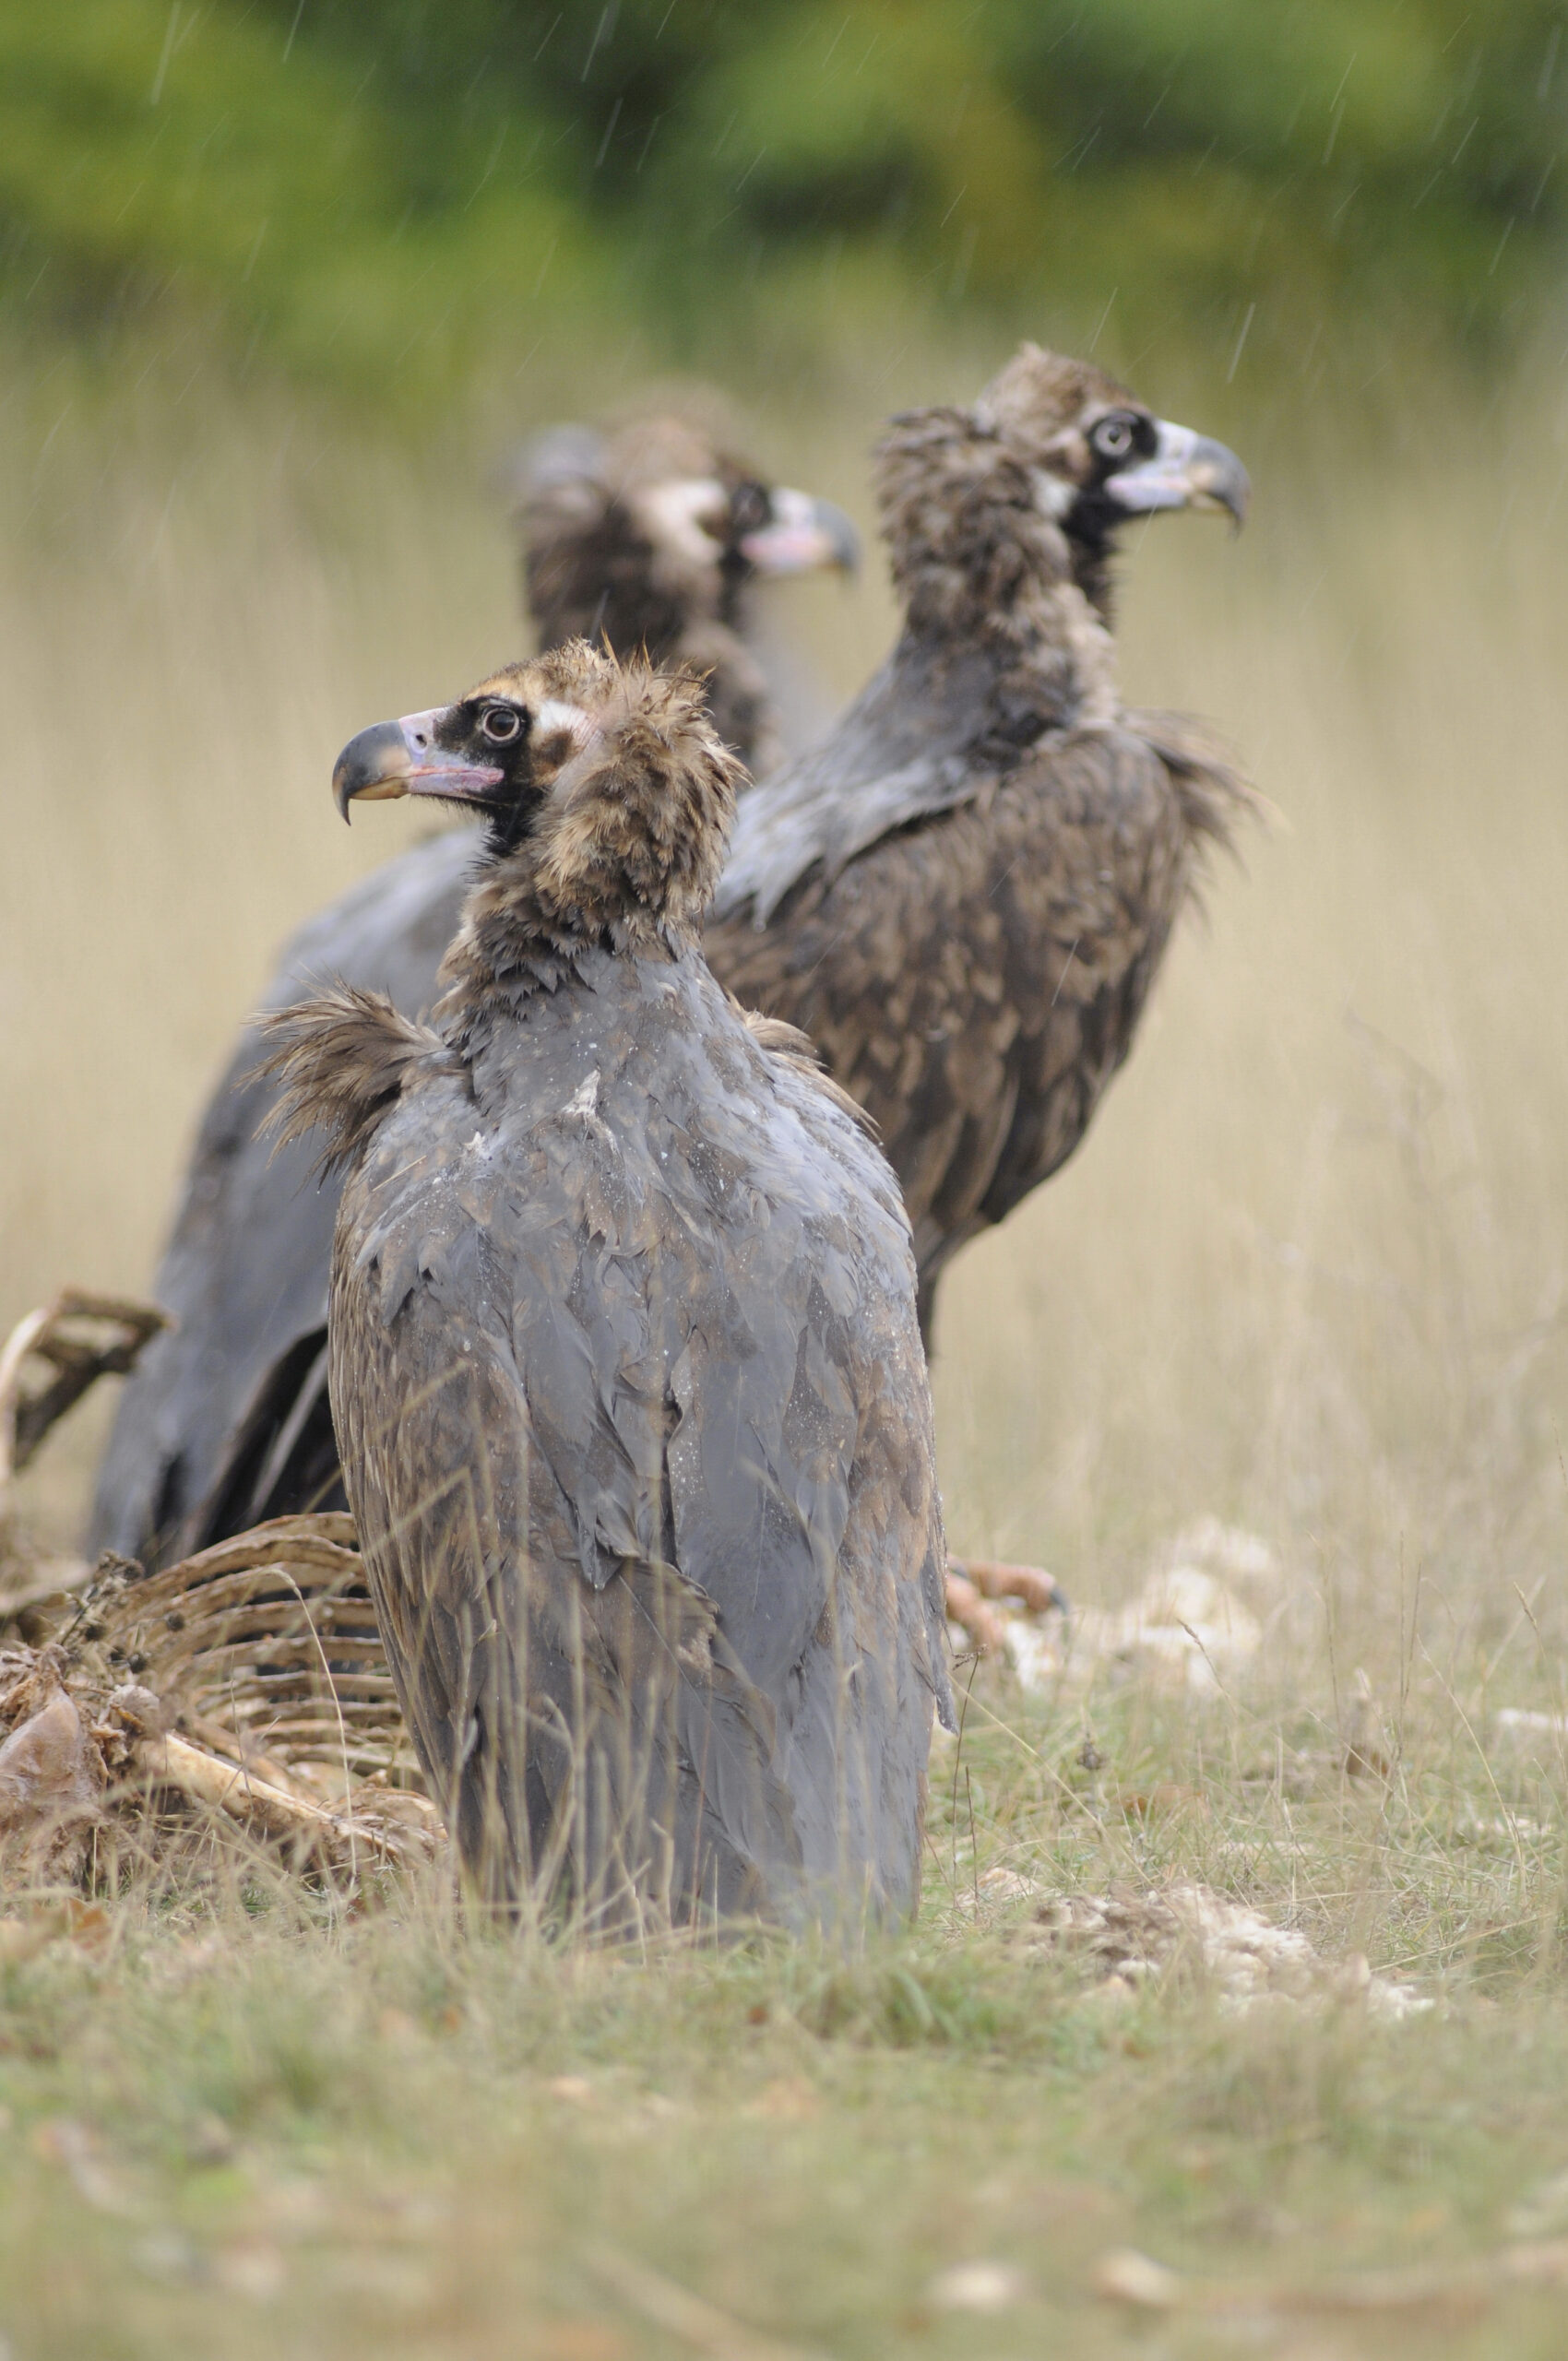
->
<box><xmin>1103</xmin><ymin>420</ymin><xmax>1250</xmax><ymax>528</ymax></box>
<box><xmin>739</xmin><ymin>486</ymin><xmax>861</xmax><ymax>575</ymax></box>
<box><xmin>332</xmin><ymin>706</ymin><xmax>503</xmax><ymax>822</ymax></box>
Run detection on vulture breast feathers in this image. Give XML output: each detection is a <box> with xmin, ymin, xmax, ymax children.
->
<box><xmin>261</xmin><ymin>646</ymin><xmax>951</xmax><ymax>1931</ymax></box>
<box><xmin>706</xmin><ymin>345</ymin><xmax>1256</xmax><ymax>1338</ymax></box>
<box><xmin>89</xmin><ymin>418</ymin><xmax>857</xmax><ymax>1569</ymax></box>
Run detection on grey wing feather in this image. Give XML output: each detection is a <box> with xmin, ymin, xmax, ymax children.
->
<box><xmin>340</xmin><ymin>1045</ymin><xmax>808</xmax><ymax>1920</ymax></box>
<box><xmin>337</xmin><ymin>959</ymin><xmax>945</xmax><ymax>1925</ymax></box>
<box><xmin>328</xmin><ymin>1196</ymin><xmax>540</xmax><ymax>1898</ymax></box>
<box><xmin>500</xmin><ymin>422</ymin><xmax>608</xmax><ymax>505</ymax></box>
<box><xmin>710</xmin><ymin>641</ymin><xmax>1002</xmax><ymax>925</ymax></box>
<box><xmin>89</xmin><ymin>827</ymin><xmax>479</xmax><ymax>1561</ymax></box>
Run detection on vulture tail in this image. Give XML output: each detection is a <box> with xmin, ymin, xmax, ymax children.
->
<box><xmin>255</xmin><ymin>984</ymin><xmax>449</xmax><ymax>1176</ymax></box>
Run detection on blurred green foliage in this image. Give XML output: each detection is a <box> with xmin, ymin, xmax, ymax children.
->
<box><xmin>1</xmin><ymin>0</ymin><xmax>1564</xmax><ymax>405</ymax></box>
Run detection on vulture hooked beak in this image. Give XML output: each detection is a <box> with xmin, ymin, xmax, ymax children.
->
<box><xmin>740</xmin><ymin>487</ymin><xmax>861</xmax><ymax>576</ymax></box>
<box><xmin>332</xmin><ymin>709</ymin><xmax>504</xmax><ymax>822</ymax></box>
<box><xmin>1104</xmin><ymin>421</ymin><xmax>1250</xmax><ymax>529</ymax></box>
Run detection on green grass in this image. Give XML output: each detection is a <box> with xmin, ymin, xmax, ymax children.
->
<box><xmin>6</xmin><ymin>1661</ymin><xmax>1568</xmax><ymax>2356</ymax></box>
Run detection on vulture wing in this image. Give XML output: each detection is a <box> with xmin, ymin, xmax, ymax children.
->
<box><xmin>89</xmin><ymin>828</ymin><xmax>479</xmax><ymax>1563</ymax></box>
<box><xmin>710</xmin><ymin>637</ymin><xmax>1005</xmax><ymax>927</ymax></box>
<box><xmin>707</xmin><ymin>718</ymin><xmax>1243</xmax><ymax>1323</ymax></box>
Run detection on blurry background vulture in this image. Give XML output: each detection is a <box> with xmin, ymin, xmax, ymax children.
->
<box><xmin>92</xmin><ymin>344</ymin><xmax>1249</xmax><ymax>1573</ymax></box>
<box><xmin>90</xmin><ymin>415</ymin><xmax>857</xmax><ymax>1568</ymax></box>
<box><xmin>515</xmin><ymin>406</ymin><xmax>859</xmax><ymax>779</ymax></box>
<box><xmin>261</xmin><ymin>645</ymin><xmax>950</xmax><ymax>1927</ymax></box>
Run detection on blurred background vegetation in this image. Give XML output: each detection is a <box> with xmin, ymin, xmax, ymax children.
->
<box><xmin>4</xmin><ymin>0</ymin><xmax>1567</xmax><ymax>415</ymax></box>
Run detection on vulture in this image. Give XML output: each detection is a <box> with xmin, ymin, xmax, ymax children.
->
<box><xmin>706</xmin><ymin>343</ymin><xmax>1253</xmax><ymax>1337</ymax></box>
<box><xmin>90</xmin><ymin>421</ymin><xmax>857</xmax><ymax>1568</ymax></box>
<box><xmin>516</xmin><ymin>410</ymin><xmax>859</xmax><ymax>779</ymax></box>
<box><xmin>260</xmin><ymin>644</ymin><xmax>951</xmax><ymax>1927</ymax></box>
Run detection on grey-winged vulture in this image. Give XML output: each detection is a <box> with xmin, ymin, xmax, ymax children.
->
<box><xmin>259</xmin><ymin>642</ymin><xmax>950</xmax><ymax>1928</ymax></box>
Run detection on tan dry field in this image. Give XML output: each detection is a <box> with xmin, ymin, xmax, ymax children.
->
<box><xmin>4</xmin><ymin>340</ymin><xmax>1568</xmax><ymax>2357</ymax></box>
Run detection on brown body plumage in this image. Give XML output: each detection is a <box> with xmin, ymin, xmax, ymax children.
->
<box><xmin>261</xmin><ymin>647</ymin><xmax>950</xmax><ymax>1928</ymax></box>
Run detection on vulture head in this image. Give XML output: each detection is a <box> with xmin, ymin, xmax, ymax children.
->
<box><xmin>517</xmin><ymin>413</ymin><xmax>860</xmax><ymax>647</ymax></box>
<box><xmin>333</xmin><ymin>640</ymin><xmax>742</xmax><ymax>945</ymax></box>
<box><xmin>880</xmin><ymin>343</ymin><xmax>1248</xmax><ymax>628</ymax></box>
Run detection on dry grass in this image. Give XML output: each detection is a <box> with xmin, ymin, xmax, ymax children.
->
<box><xmin>5</xmin><ymin>334</ymin><xmax>1568</xmax><ymax>2355</ymax></box>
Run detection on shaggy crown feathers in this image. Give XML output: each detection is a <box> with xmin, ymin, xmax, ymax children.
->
<box><xmin>446</xmin><ymin>641</ymin><xmax>745</xmax><ymax>982</ymax></box>
<box><xmin>873</xmin><ymin>344</ymin><xmax>1137</xmax><ymax>639</ymax></box>
<box><xmin>971</xmin><ymin>345</ymin><xmax>1134</xmax><ymax>455</ymax></box>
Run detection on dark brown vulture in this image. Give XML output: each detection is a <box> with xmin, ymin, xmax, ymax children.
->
<box><xmin>90</xmin><ymin>423</ymin><xmax>856</xmax><ymax>1569</ymax></box>
<box><xmin>260</xmin><ymin>644</ymin><xmax>951</xmax><ymax>1928</ymax></box>
<box><xmin>707</xmin><ymin>343</ymin><xmax>1253</xmax><ymax>1337</ymax></box>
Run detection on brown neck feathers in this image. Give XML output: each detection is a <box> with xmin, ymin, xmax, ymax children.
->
<box><xmin>873</xmin><ymin>406</ymin><xmax>1118</xmax><ymax>733</ymax></box>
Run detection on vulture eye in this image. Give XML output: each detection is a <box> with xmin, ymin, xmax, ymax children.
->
<box><xmin>730</xmin><ymin>481</ymin><xmax>771</xmax><ymax>537</ymax></box>
<box><xmin>1090</xmin><ymin>413</ymin><xmax>1139</xmax><ymax>462</ymax></box>
<box><xmin>479</xmin><ymin>706</ymin><xmax>523</xmax><ymax>745</ymax></box>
